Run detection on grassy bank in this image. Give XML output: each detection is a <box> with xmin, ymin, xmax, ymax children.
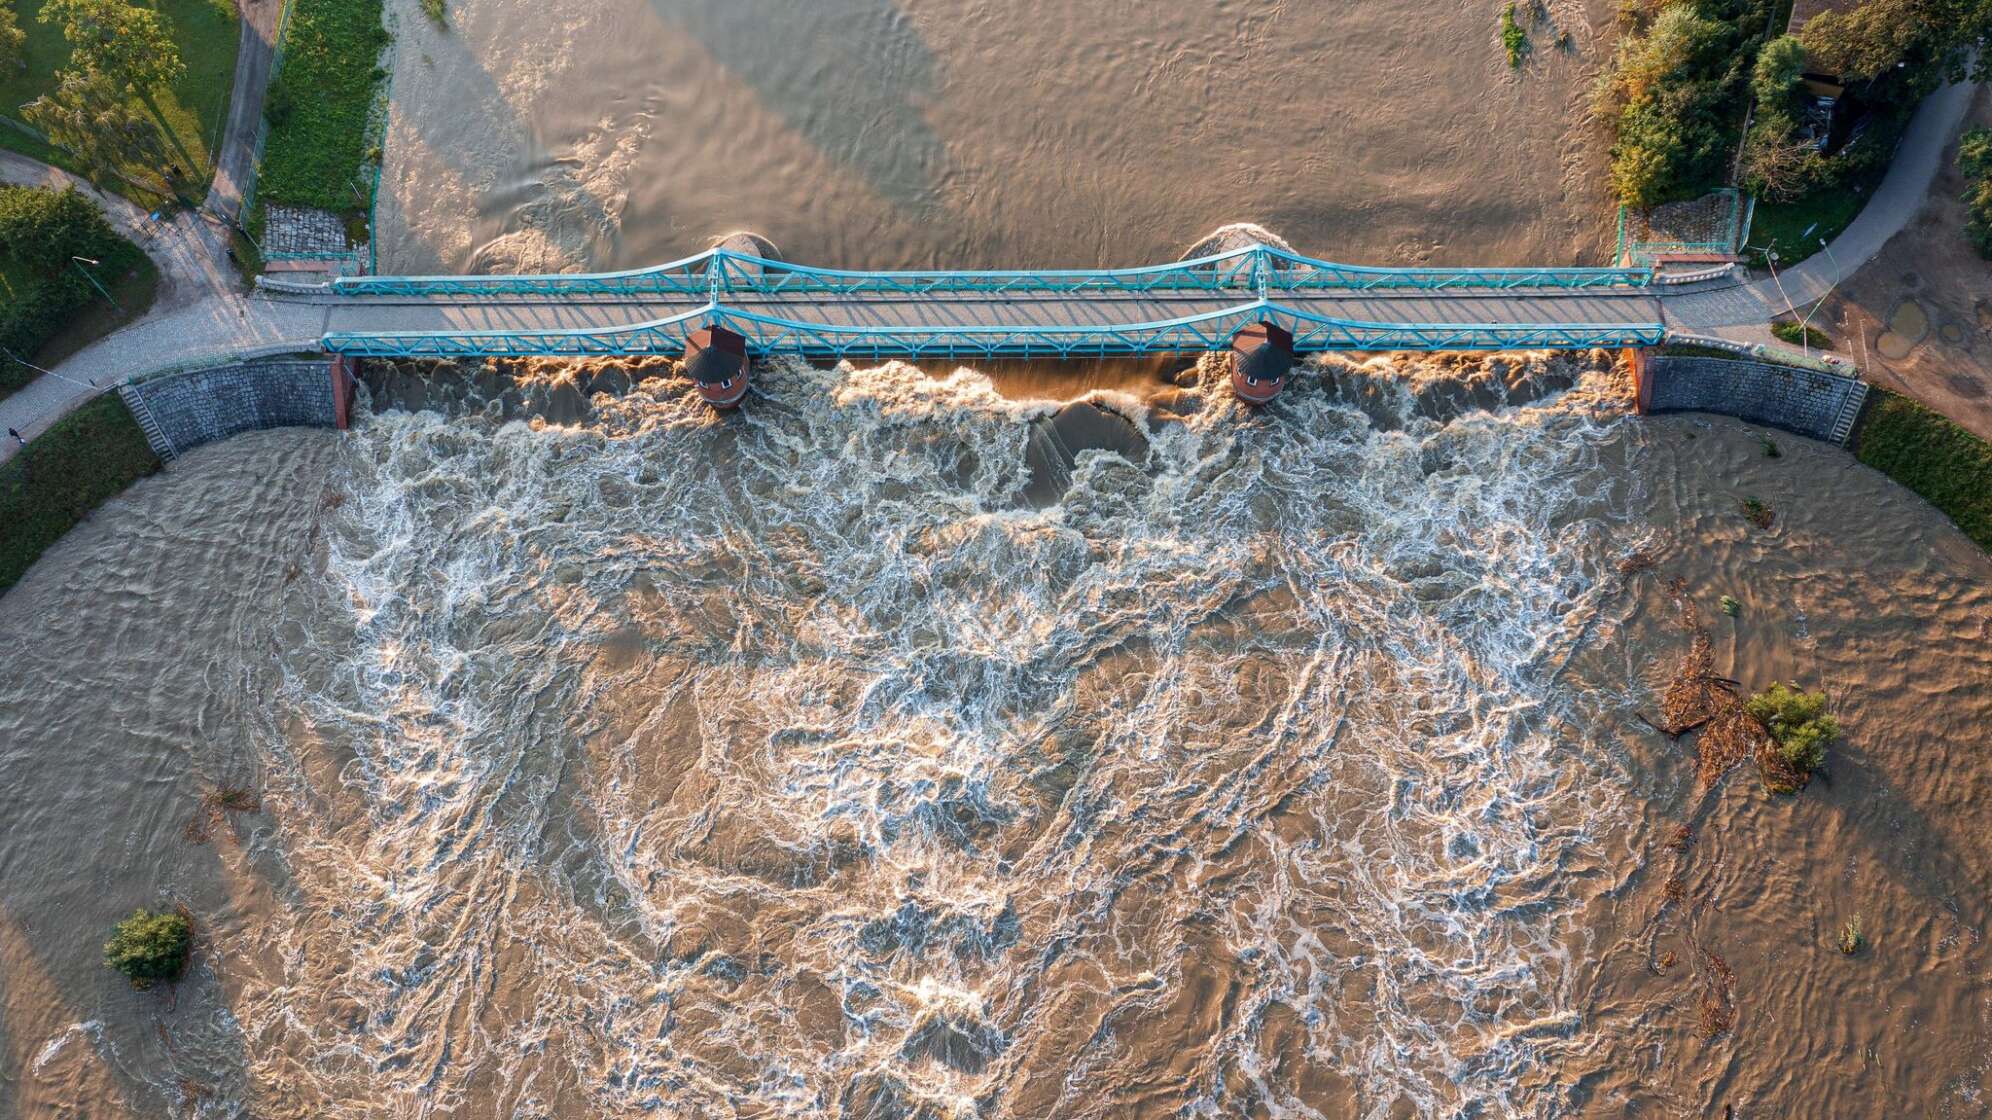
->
<box><xmin>1</xmin><ymin>185</ymin><xmax>157</xmax><ymax>400</ymax></box>
<box><xmin>258</xmin><ymin>0</ymin><xmax>387</xmax><ymax>213</ymax></box>
<box><xmin>1855</xmin><ymin>391</ymin><xmax>1992</xmax><ymax>551</ymax></box>
<box><xmin>0</xmin><ymin>0</ymin><xmax>242</xmax><ymax>203</ymax></box>
<box><xmin>0</xmin><ymin>393</ymin><xmax>160</xmax><ymax>594</ymax></box>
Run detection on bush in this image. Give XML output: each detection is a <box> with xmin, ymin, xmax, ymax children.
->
<box><xmin>103</xmin><ymin>907</ymin><xmax>192</xmax><ymax>987</ymax></box>
<box><xmin>1770</xmin><ymin>319</ymin><xmax>1831</xmax><ymax>348</ymax></box>
<box><xmin>1751</xmin><ymin>35</ymin><xmax>1806</xmax><ymax>111</ymax></box>
<box><xmin>1501</xmin><ymin>3</ymin><xmax>1528</xmax><ymax>67</ymax></box>
<box><xmin>1744</xmin><ymin>683</ymin><xmax>1840</xmax><ymax>773</ymax></box>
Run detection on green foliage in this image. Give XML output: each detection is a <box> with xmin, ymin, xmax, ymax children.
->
<box><xmin>38</xmin><ymin>0</ymin><xmax>185</xmax><ymax>94</ymax></box>
<box><xmin>1740</xmin><ymin>495</ymin><xmax>1774</xmax><ymax>528</ymax></box>
<box><xmin>103</xmin><ymin>906</ymin><xmax>192</xmax><ymax>988</ymax></box>
<box><xmin>1719</xmin><ymin>594</ymin><xmax>1741</xmax><ymax>616</ymax></box>
<box><xmin>1751</xmin><ymin>35</ymin><xmax>1805</xmax><ymax>110</ymax></box>
<box><xmin>21</xmin><ymin>67</ymin><xmax>169</xmax><ymax>186</ymax></box>
<box><xmin>422</xmin><ymin>0</ymin><xmax>447</xmax><ymax>29</ymax></box>
<box><xmin>1855</xmin><ymin>391</ymin><xmax>1992</xmax><ymax>550</ymax></box>
<box><xmin>0</xmin><ymin>0</ymin><xmax>239</xmax><ymax>204</ymax></box>
<box><xmin>0</xmin><ymin>185</ymin><xmax>146</xmax><ymax>396</ymax></box>
<box><xmin>1770</xmin><ymin>319</ymin><xmax>1831</xmax><ymax>348</ymax></box>
<box><xmin>1599</xmin><ymin>0</ymin><xmax>1774</xmax><ymax>209</ymax></box>
<box><xmin>1745</xmin><ymin>682</ymin><xmax>1840</xmax><ymax>773</ymax></box>
<box><xmin>1962</xmin><ymin>129</ymin><xmax>1992</xmax><ymax>257</ymax></box>
<box><xmin>259</xmin><ymin>0</ymin><xmax>389</xmax><ymax>211</ymax></box>
<box><xmin>1838</xmin><ymin>917</ymin><xmax>1865</xmax><ymax>954</ymax></box>
<box><xmin>0</xmin><ymin>5</ymin><xmax>26</xmax><ymax>72</ymax></box>
<box><xmin>0</xmin><ymin>394</ymin><xmax>160</xmax><ymax>593</ymax></box>
<box><xmin>1501</xmin><ymin>3</ymin><xmax>1528</xmax><ymax>67</ymax></box>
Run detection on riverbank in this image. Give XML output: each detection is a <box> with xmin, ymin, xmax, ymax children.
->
<box><xmin>0</xmin><ymin>393</ymin><xmax>158</xmax><ymax>592</ymax></box>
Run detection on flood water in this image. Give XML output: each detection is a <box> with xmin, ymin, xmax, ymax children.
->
<box><xmin>376</xmin><ymin>0</ymin><xmax>1619</xmax><ymax>273</ymax></box>
<box><xmin>1</xmin><ymin>353</ymin><xmax>1988</xmax><ymax>1117</ymax></box>
<box><xmin>5</xmin><ymin>1</ymin><xmax>1992</xmax><ymax>1116</ymax></box>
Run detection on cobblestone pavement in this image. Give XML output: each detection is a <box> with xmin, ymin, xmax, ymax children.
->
<box><xmin>264</xmin><ymin>206</ymin><xmax>352</xmax><ymax>256</ymax></box>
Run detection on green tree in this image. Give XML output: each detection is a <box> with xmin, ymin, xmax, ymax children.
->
<box><xmin>38</xmin><ymin>0</ymin><xmax>185</xmax><ymax>94</ymax></box>
<box><xmin>1963</xmin><ymin>129</ymin><xmax>1992</xmax><ymax>256</ymax></box>
<box><xmin>103</xmin><ymin>907</ymin><xmax>193</xmax><ymax>988</ymax></box>
<box><xmin>1751</xmin><ymin>35</ymin><xmax>1806</xmax><ymax>110</ymax></box>
<box><xmin>21</xmin><ymin>67</ymin><xmax>170</xmax><ymax>186</ymax></box>
<box><xmin>1744</xmin><ymin>683</ymin><xmax>1841</xmax><ymax>773</ymax></box>
<box><xmin>1799</xmin><ymin>0</ymin><xmax>1992</xmax><ymax>83</ymax></box>
<box><xmin>0</xmin><ymin>5</ymin><xmax>27</xmax><ymax>73</ymax></box>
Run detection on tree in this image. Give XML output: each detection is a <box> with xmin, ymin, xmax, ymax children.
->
<box><xmin>1799</xmin><ymin>0</ymin><xmax>1992</xmax><ymax>84</ymax></box>
<box><xmin>21</xmin><ymin>67</ymin><xmax>170</xmax><ymax>186</ymax></box>
<box><xmin>0</xmin><ymin>5</ymin><xmax>26</xmax><ymax>73</ymax></box>
<box><xmin>1740</xmin><ymin>116</ymin><xmax>1819</xmax><ymax>200</ymax></box>
<box><xmin>1744</xmin><ymin>683</ymin><xmax>1840</xmax><ymax>774</ymax></box>
<box><xmin>1963</xmin><ymin>129</ymin><xmax>1992</xmax><ymax>257</ymax></box>
<box><xmin>103</xmin><ymin>907</ymin><xmax>192</xmax><ymax>988</ymax></box>
<box><xmin>37</xmin><ymin>0</ymin><xmax>184</xmax><ymax>95</ymax></box>
<box><xmin>1751</xmin><ymin>35</ymin><xmax>1806</xmax><ymax>111</ymax></box>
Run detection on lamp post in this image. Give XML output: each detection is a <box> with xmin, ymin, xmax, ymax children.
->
<box><xmin>70</xmin><ymin>256</ymin><xmax>120</xmax><ymax>313</ymax></box>
<box><xmin>1795</xmin><ymin>238</ymin><xmax>1846</xmax><ymax>360</ymax></box>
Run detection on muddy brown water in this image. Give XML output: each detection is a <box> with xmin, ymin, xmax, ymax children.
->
<box><xmin>376</xmin><ymin>0</ymin><xmax>1619</xmax><ymax>273</ymax></box>
<box><xmin>0</xmin><ymin>352</ymin><xmax>1987</xmax><ymax>1118</ymax></box>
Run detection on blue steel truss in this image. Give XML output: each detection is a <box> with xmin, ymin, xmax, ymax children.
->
<box><xmin>329</xmin><ymin>245</ymin><xmax>1652</xmax><ymax>300</ymax></box>
<box><xmin>321</xmin><ymin>299</ymin><xmax>1665</xmax><ymax>360</ymax></box>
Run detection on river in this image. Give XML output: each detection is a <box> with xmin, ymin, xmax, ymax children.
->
<box><xmin>3</xmin><ymin>0</ymin><xmax>1991</xmax><ymax>1115</ymax></box>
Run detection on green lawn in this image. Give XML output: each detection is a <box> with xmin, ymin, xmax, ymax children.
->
<box><xmin>258</xmin><ymin>0</ymin><xmax>386</xmax><ymax>213</ymax></box>
<box><xmin>0</xmin><ymin>392</ymin><xmax>160</xmax><ymax>594</ymax></box>
<box><xmin>0</xmin><ymin>0</ymin><xmax>241</xmax><ymax>203</ymax></box>
<box><xmin>1744</xmin><ymin>166</ymin><xmax>1884</xmax><ymax>270</ymax></box>
<box><xmin>1855</xmin><ymin>391</ymin><xmax>1992</xmax><ymax>551</ymax></box>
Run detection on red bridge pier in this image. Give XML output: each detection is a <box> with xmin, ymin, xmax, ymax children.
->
<box><xmin>684</xmin><ymin>326</ymin><xmax>750</xmax><ymax>409</ymax></box>
<box><xmin>1230</xmin><ymin>321</ymin><xmax>1295</xmax><ymax>404</ymax></box>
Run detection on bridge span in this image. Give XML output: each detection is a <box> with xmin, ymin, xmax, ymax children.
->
<box><xmin>316</xmin><ymin>244</ymin><xmax>1667</xmax><ymax>362</ymax></box>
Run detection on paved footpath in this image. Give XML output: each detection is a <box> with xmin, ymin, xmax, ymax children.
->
<box><xmin>1665</xmin><ymin>74</ymin><xmax>1981</xmax><ymax>336</ymax></box>
<box><xmin>206</xmin><ymin>0</ymin><xmax>285</xmax><ymax>226</ymax></box>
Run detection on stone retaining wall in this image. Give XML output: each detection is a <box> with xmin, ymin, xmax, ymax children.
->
<box><xmin>1643</xmin><ymin>355</ymin><xmax>1869</xmax><ymax>445</ymax></box>
<box><xmin>118</xmin><ymin>359</ymin><xmax>341</xmax><ymax>461</ymax></box>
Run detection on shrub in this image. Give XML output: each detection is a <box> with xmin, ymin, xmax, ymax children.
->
<box><xmin>1838</xmin><ymin>917</ymin><xmax>1865</xmax><ymax>955</ymax></box>
<box><xmin>421</xmin><ymin>0</ymin><xmax>446</xmax><ymax>28</ymax></box>
<box><xmin>1744</xmin><ymin>683</ymin><xmax>1840</xmax><ymax>773</ymax></box>
<box><xmin>0</xmin><ymin>186</ymin><xmax>147</xmax><ymax>396</ymax></box>
<box><xmin>1771</xmin><ymin>320</ymin><xmax>1831</xmax><ymax>349</ymax></box>
<box><xmin>103</xmin><ymin>907</ymin><xmax>192</xmax><ymax>987</ymax></box>
<box><xmin>1719</xmin><ymin>594</ymin><xmax>1741</xmax><ymax>616</ymax></box>
<box><xmin>1501</xmin><ymin>3</ymin><xmax>1528</xmax><ymax>67</ymax></box>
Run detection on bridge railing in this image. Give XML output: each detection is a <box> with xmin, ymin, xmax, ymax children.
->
<box><xmin>321</xmin><ymin>298</ymin><xmax>1666</xmax><ymax>360</ymax></box>
<box><xmin>327</xmin><ymin>246</ymin><xmax>1653</xmax><ymax>300</ymax></box>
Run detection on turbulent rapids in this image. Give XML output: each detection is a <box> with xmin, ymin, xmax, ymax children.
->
<box><xmin>5</xmin><ymin>345</ymin><xmax>1991</xmax><ymax>1117</ymax></box>
<box><xmin>214</xmin><ymin>350</ymin><xmax>1639</xmax><ymax>1117</ymax></box>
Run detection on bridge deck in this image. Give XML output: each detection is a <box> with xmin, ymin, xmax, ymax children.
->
<box><xmin>320</xmin><ymin>288</ymin><xmax>1665</xmax><ymax>358</ymax></box>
